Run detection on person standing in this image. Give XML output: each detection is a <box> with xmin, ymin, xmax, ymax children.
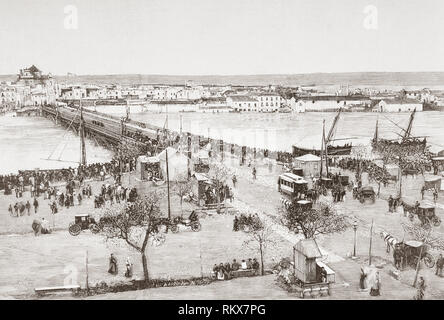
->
<box><xmin>33</xmin><ymin>197</ymin><xmax>39</xmax><ymax>214</ymax></box>
<box><xmin>108</xmin><ymin>253</ymin><xmax>118</xmax><ymax>275</ymax></box>
<box><xmin>77</xmin><ymin>193</ymin><xmax>82</xmax><ymax>206</ymax></box>
<box><xmin>388</xmin><ymin>196</ymin><xmax>394</xmax><ymax>213</ymax></box>
<box><xmin>359</xmin><ymin>266</ymin><xmax>367</xmax><ymax>290</ymax></box>
<box><xmin>433</xmin><ymin>189</ymin><xmax>438</xmax><ymax>202</ymax></box>
<box><xmin>370</xmin><ymin>271</ymin><xmax>381</xmax><ymax>296</ymax></box>
<box><xmin>125</xmin><ymin>257</ymin><xmax>133</xmax><ymax>278</ymax></box>
<box><xmin>25</xmin><ymin>201</ymin><xmax>31</xmax><ymax>216</ymax></box>
<box><xmin>436</xmin><ymin>254</ymin><xmax>444</xmax><ymax>277</ymax></box>
<box><xmin>414</xmin><ymin>276</ymin><xmax>426</xmax><ymax>300</ymax></box>
<box><xmin>421</xmin><ymin>186</ymin><xmax>425</xmax><ymax>200</ymax></box>
<box><xmin>232</xmin><ymin>175</ymin><xmax>237</xmax><ymax>188</ymax></box>
<box><xmin>252</xmin><ymin>167</ymin><xmax>257</xmax><ymax>180</ymax></box>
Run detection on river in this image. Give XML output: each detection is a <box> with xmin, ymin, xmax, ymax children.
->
<box><xmin>1</xmin><ymin>107</ymin><xmax>444</xmax><ymax>174</ymax></box>
<box><xmin>0</xmin><ymin>114</ymin><xmax>113</xmax><ymax>174</ymax></box>
<box><xmin>93</xmin><ymin>105</ymin><xmax>444</xmax><ymax>152</ymax></box>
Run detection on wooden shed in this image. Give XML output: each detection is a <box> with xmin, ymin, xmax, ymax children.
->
<box><xmin>293</xmin><ymin>239</ymin><xmax>322</xmax><ymax>284</ymax></box>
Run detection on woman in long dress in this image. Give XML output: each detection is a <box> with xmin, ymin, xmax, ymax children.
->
<box><xmin>125</xmin><ymin>257</ymin><xmax>133</xmax><ymax>278</ymax></box>
<box><xmin>370</xmin><ymin>271</ymin><xmax>381</xmax><ymax>296</ymax></box>
<box><xmin>359</xmin><ymin>266</ymin><xmax>367</xmax><ymax>290</ymax></box>
<box><xmin>108</xmin><ymin>253</ymin><xmax>118</xmax><ymax>275</ymax></box>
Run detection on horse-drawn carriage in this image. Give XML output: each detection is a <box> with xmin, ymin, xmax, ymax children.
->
<box><xmin>403</xmin><ymin>240</ymin><xmax>435</xmax><ymax>268</ymax></box>
<box><xmin>170</xmin><ymin>211</ymin><xmax>201</xmax><ymax>233</ymax></box>
<box><xmin>402</xmin><ymin>200</ymin><xmax>441</xmax><ymax>227</ymax></box>
<box><xmin>69</xmin><ymin>214</ymin><xmax>101</xmax><ymax>236</ymax></box>
<box><xmin>356</xmin><ymin>186</ymin><xmax>376</xmax><ymax>204</ymax></box>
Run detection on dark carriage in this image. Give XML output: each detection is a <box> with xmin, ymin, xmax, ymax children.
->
<box><xmin>403</xmin><ymin>240</ymin><xmax>435</xmax><ymax>268</ymax></box>
<box><xmin>68</xmin><ymin>214</ymin><xmax>100</xmax><ymax>236</ymax></box>
<box><xmin>416</xmin><ymin>202</ymin><xmax>441</xmax><ymax>227</ymax></box>
<box><xmin>403</xmin><ymin>200</ymin><xmax>441</xmax><ymax>227</ymax></box>
<box><xmin>358</xmin><ymin>186</ymin><xmax>375</xmax><ymax>204</ymax></box>
<box><xmin>171</xmin><ymin>211</ymin><xmax>201</xmax><ymax>233</ymax></box>
<box><xmin>152</xmin><ymin>211</ymin><xmax>202</xmax><ymax>233</ymax></box>
<box><xmin>339</xmin><ymin>175</ymin><xmax>349</xmax><ymax>187</ymax></box>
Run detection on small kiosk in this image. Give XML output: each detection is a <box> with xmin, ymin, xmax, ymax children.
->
<box><xmin>292</xmin><ymin>239</ymin><xmax>332</xmax><ymax>298</ymax></box>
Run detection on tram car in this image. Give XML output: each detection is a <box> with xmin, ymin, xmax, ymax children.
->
<box><xmin>278</xmin><ymin>172</ymin><xmax>308</xmax><ymax>197</ymax></box>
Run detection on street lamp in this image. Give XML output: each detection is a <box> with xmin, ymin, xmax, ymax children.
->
<box><xmin>352</xmin><ymin>220</ymin><xmax>358</xmax><ymax>258</ymax></box>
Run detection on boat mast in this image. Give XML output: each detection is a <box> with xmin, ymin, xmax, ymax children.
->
<box><xmin>320</xmin><ymin>120</ymin><xmax>326</xmax><ymax>177</ymax></box>
<box><xmin>403</xmin><ymin>108</ymin><xmax>416</xmax><ymax>141</ymax></box>
<box><xmin>79</xmin><ymin>99</ymin><xmax>87</xmax><ymax>166</ymax></box>
<box><xmin>373</xmin><ymin>117</ymin><xmax>379</xmax><ymax>143</ymax></box>
<box><xmin>326</xmin><ymin>108</ymin><xmax>341</xmax><ymax>145</ymax></box>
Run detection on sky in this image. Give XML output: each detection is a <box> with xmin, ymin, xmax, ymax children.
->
<box><xmin>0</xmin><ymin>0</ymin><xmax>443</xmax><ymax>75</ymax></box>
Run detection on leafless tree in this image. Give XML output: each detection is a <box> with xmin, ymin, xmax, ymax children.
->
<box><xmin>280</xmin><ymin>201</ymin><xmax>349</xmax><ymax>239</ymax></box>
<box><xmin>401</xmin><ymin>221</ymin><xmax>444</xmax><ymax>251</ymax></box>
<box><xmin>98</xmin><ymin>191</ymin><xmax>165</xmax><ymax>283</ymax></box>
<box><xmin>242</xmin><ymin>216</ymin><xmax>277</xmax><ymax>276</ymax></box>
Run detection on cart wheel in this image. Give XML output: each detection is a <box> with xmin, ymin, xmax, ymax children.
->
<box><xmin>423</xmin><ymin>253</ymin><xmax>435</xmax><ymax>268</ymax></box>
<box><xmin>171</xmin><ymin>224</ymin><xmax>179</xmax><ymax>233</ymax></box>
<box><xmin>191</xmin><ymin>222</ymin><xmax>201</xmax><ymax>232</ymax></box>
<box><xmin>69</xmin><ymin>223</ymin><xmax>81</xmax><ymax>236</ymax></box>
<box><xmin>89</xmin><ymin>223</ymin><xmax>100</xmax><ymax>234</ymax></box>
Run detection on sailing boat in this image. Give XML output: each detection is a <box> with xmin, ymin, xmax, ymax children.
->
<box><xmin>292</xmin><ymin>108</ymin><xmax>353</xmax><ymax>157</ymax></box>
<box><xmin>372</xmin><ymin>109</ymin><xmax>427</xmax><ymax>150</ymax></box>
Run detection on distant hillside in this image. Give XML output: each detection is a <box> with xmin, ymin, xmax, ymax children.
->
<box><xmin>2</xmin><ymin>72</ymin><xmax>444</xmax><ymax>87</ymax></box>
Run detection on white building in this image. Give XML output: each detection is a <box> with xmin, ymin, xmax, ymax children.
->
<box><xmin>227</xmin><ymin>96</ymin><xmax>259</xmax><ymax>111</ymax></box>
<box><xmin>256</xmin><ymin>93</ymin><xmax>281</xmax><ymax>112</ymax></box>
<box><xmin>376</xmin><ymin>99</ymin><xmax>423</xmax><ymax>112</ymax></box>
<box><xmin>287</xmin><ymin>97</ymin><xmax>306</xmax><ymax>113</ymax></box>
<box><xmin>297</xmin><ymin>96</ymin><xmax>371</xmax><ymax>112</ymax></box>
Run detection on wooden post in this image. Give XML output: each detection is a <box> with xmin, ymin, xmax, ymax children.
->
<box><xmin>199</xmin><ymin>239</ymin><xmax>204</xmax><ymax>278</ymax></box>
<box><xmin>413</xmin><ymin>225</ymin><xmax>432</xmax><ymax>287</ymax></box>
<box><xmin>85</xmin><ymin>250</ymin><xmax>89</xmax><ymax>292</ymax></box>
<box><xmin>369</xmin><ymin>220</ymin><xmax>374</xmax><ymax>265</ymax></box>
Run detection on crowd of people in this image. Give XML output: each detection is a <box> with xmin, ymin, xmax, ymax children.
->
<box><xmin>202</xmin><ymin>183</ymin><xmax>233</xmax><ymax>206</ymax></box>
<box><xmin>336</xmin><ymin>157</ymin><xmax>392</xmax><ymax>186</ymax></box>
<box><xmin>212</xmin><ymin>258</ymin><xmax>260</xmax><ymax>280</ymax></box>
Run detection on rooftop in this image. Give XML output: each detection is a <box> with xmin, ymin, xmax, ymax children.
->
<box><xmin>228</xmin><ymin>95</ymin><xmax>258</xmax><ymax>102</ymax></box>
<box><xmin>380</xmin><ymin>98</ymin><xmax>422</xmax><ymax>105</ymax></box>
<box><xmin>294</xmin><ymin>154</ymin><xmax>322</xmax><ymax>162</ymax></box>
<box><xmin>294</xmin><ymin>239</ymin><xmax>322</xmax><ymax>259</ymax></box>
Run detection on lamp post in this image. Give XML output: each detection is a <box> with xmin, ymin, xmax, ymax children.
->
<box><xmin>352</xmin><ymin>220</ymin><xmax>358</xmax><ymax>258</ymax></box>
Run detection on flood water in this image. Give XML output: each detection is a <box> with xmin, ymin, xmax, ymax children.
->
<box><xmin>1</xmin><ymin>107</ymin><xmax>444</xmax><ymax>174</ymax></box>
<box><xmin>95</xmin><ymin>105</ymin><xmax>444</xmax><ymax>152</ymax></box>
<box><xmin>0</xmin><ymin>114</ymin><xmax>113</xmax><ymax>174</ymax></box>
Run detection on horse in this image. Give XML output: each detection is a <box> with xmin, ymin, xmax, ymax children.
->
<box><xmin>400</xmin><ymin>200</ymin><xmax>418</xmax><ymax>219</ymax></box>
<box><xmin>380</xmin><ymin>231</ymin><xmax>400</xmax><ymax>253</ymax></box>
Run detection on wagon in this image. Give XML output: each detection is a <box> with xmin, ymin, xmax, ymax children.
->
<box><xmin>339</xmin><ymin>175</ymin><xmax>349</xmax><ymax>187</ymax></box>
<box><xmin>319</xmin><ymin>178</ymin><xmax>333</xmax><ymax>189</ymax></box>
<box><xmin>417</xmin><ymin>201</ymin><xmax>441</xmax><ymax>227</ymax></box>
<box><xmin>358</xmin><ymin>186</ymin><xmax>376</xmax><ymax>204</ymax></box>
<box><xmin>403</xmin><ymin>240</ymin><xmax>435</xmax><ymax>268</ymax></box>
<box><xmin>68</xmin><ymin>214</ymin><xmax>100</xmax><ymax>236</ymax></box>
